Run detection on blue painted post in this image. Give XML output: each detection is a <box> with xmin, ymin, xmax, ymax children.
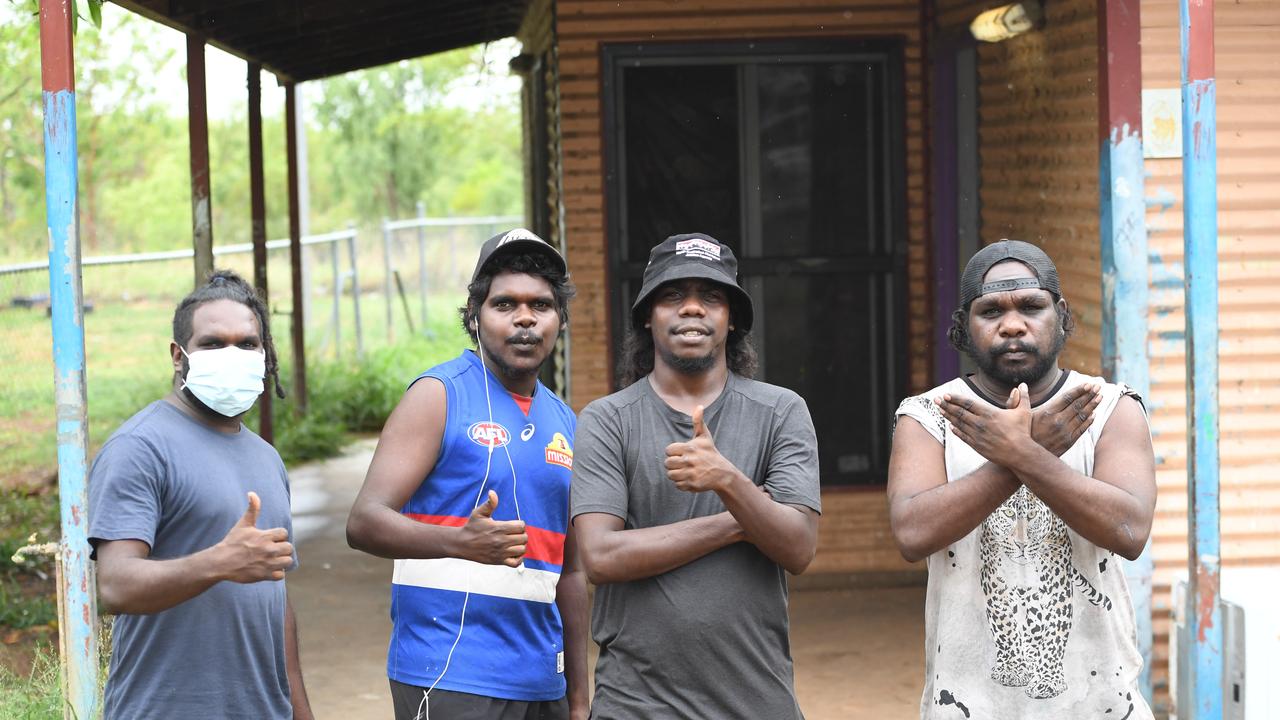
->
<box><xmin>1180</xmin><ymin>0</ymin><xmax>1222</xmax><ymax>716</ymax></box>
<box><xmin>38</xmin><ymin>1</ymin><xmax>100</xmax><ymax>718</ymax></box>
<box><xmin>1096</xmin><ymin>0</ymin><xmax>1153</xmax><ymax>700</ymax></box>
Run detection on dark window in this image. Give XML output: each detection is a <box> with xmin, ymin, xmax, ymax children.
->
<box><xmin>604</xmin><ymin>40</ymin><xmax>907</xmax><ymax>485</ymax></box>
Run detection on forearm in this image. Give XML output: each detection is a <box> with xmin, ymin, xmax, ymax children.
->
<box><xmin>580</xmin><ymin>513</ymin><xmax>742</xmax><ymax>584</ymax></box>
<box><xmin>716</xmin><ymin>475</ymin><xmax>816</xmax><ymax>574</ymax></box>
<box><xmin>890</xmin><ymin>462</ymin><xmax>1021</xmax><ymax>562</ymax></box>
<box><xmin>1008</xmin><ymin>445</ymin><xmax>1151</xmax><ymax>559</ymax></box>
<box><xmin>285</xmin><ymin>598</ymin><xmax>313</xmax><ymax>720</ymax></box>
<box><xmin>98</xmin><ymin>547</ymin><xmax>227</xmax><ymax>615</ymax></box>
<box><xmin>346</xmin><ymin>502</ymin><xmax>463</xmax><ymax>560</ymax></box>
<box><xmin>555</xmin><ymin>568</ymin><xmax>589</xmax><ymax>715</ymax></box>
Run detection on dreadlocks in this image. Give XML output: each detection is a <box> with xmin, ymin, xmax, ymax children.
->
<box><xmin>172</xmin><ymin>269</ymin><xmax>287</xmax><ymax>399</ymax></box>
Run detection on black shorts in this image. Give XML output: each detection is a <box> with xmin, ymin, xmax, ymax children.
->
<box><xmin>389</xmin><ymin>679</ymin><xmax>570</xmax><ymax>720</ymax></box>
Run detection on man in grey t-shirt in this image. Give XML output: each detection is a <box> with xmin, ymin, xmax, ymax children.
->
<box><xmin>572</xmin><ymin>233</ymin><xmax>821</xmax><ymax>719</ymax></box>
<box><xmin>88</xmin><ymin>271</ymin><xmax>312</xmax><ymax>720</ymax></box>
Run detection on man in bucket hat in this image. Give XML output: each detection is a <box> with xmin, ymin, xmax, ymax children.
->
<box><xmin>571</xmin><ymin>233</ymin><xmax>821</xmax><ymax>718</ymax></box>
<box><xmin>888</xmin><ymin>239</ymin><xmax>1155</xmax><ymax>718</ymax></box>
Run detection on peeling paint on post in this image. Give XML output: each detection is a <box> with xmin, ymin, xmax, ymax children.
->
<box><xmin>1180</xmin><ymin>0</ymin><xmax>1222</xmax><ymax>715</ymax></box>
<box><xmin>38</xmin><ymin>1</ymin><xmax>101</xmax><ymax>718</ymax></box>
<box><xmin>1097</xmin><ymin>0</ymin><xmax>1153</xmax><ymax>700</ymax></box>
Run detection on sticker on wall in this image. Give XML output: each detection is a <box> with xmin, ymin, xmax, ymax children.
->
<box><xmin>1143</xmin><ymin>89</ymin><xmax>1182</xmax><ymax>159</ymax></box>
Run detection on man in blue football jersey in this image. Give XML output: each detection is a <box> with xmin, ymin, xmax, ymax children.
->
<box><xmin>347</xmin><ymin>229</ymin><xmax>586</xmax><ymax>720</ymax></box>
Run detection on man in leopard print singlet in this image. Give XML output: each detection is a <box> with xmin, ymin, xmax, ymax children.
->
<box><xmin>887</xmin><ymin>240</ymin><xmax>1156</xmax><ymax>719</ymax></box>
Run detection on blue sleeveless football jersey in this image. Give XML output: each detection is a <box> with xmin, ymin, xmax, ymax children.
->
<box><xmin>388</xmin><ymin>350</ymin><xmax>576</xmax><ymax>700</ymax></box>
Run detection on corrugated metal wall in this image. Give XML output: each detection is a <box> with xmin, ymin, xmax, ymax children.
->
<box><xmin>1141</xmin><ymin>0</ymin><xmax>1280</xmax><ymax>703</ymax></box>
<box><xmin>548</xmin><ymin>0</ymin><xmax>932</xmax><ymax>575</ymax></box>
<box><xmin>959</xmin><ymin>0</ymin><xmax>1104</xmax><ymax>377</ymax></box>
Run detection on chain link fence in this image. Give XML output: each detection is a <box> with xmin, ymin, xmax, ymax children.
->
<box><xmin>0</xmin><ymin>215</ymin><xmax>518</xmax><ymax>482</ymax></box>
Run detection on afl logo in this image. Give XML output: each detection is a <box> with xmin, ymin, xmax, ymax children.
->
<box><xmin>468</xmin><ymin>421</ymin><xmax>510</xmax><ymax>448</ymax></box>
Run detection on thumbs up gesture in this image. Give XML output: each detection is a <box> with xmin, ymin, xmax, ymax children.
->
<box><xmin>456</xmin><ymin>490</ymin><xmax>528</xmax><ymax>567</ymax></box>
<box><xmin>214</xmin><ymin>492</ymin><xmax>295</xmax><ymax>583</ymax></box>
<box><xmin>665</xmin><ymin>405</ymin><xmax>735</xmax><ymax>493</ymax></box>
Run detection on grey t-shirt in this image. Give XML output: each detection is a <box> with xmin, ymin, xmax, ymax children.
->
<box><xmin>572</xmin><ymin>372</ymin><xmax>821</xmax><ymax>720</ymax></box>
<box><xmin>88</xmin><ymin>400</ymin><xmax>295</xmax><ymax>720</ymax></box>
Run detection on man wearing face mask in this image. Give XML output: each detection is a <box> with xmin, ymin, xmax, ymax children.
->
<box><xmin>87</xmin><ymin>270</ymin><xmax>312</xmax><ymax>720</ymax></box>
<box><xmin>887</xmin><ymin>240</ymin><xmax>1155</xmax><ymax>719</ymax></box>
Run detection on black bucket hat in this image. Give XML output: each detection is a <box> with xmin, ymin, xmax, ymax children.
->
<box><xmin>959</xmin><ymin>239</ymin><xmax>1062</xmax><ymax>310</ymax></box>
<box><xmin>630</xmin><ymin>233</ymin><xmax>753</xmax><ymax>332</ymax></box>
<box><xmin>471</xmin><ymin>228</ymin><xmax>567</xmax><ymax>283</ymax></box>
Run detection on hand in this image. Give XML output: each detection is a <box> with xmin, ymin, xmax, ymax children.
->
<box><xmin>665</xmin><ymin>405</ymin><xmax>737</xmax><ymax>493</ymax></box>
<box><xmin>1031</xmin><ymin>382</ymin><xmax>1102</xmax><ymax>456</ymax></box>
<box><xmin>455</xmin><ymin>490</ymin><xmax>528</xmax><ymax>567</ymax></box>
<box><xmin>215</xmin><ymin>492</ymin><xmax>294</xmax><ymax>583</ymax></box>
<box><xmin>935</xmin><ymin>384</ymin><xmax>1036</xmax><ymax>469</ymax></box>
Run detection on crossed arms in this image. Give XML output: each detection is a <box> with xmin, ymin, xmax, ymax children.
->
<box><xmin>886</xmin><ymin>382</ymin><xmax>1156</xmax><ymax>563</ymax></box>
<box><xmin>574</xmin><ymin>403</ymin><xmax>820</xmax><ymax>584</ymax></box>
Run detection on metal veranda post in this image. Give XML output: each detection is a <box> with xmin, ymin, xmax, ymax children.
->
<box><xmin>38</xmin><ymin>1</ymin><xmax>100</xmax><ymax>717</ymax></box>
<box><xmin>187</xmin><ymin>34</ymin><xmax>213</xmax><ymax>286</ymax></box>
<box><xmin>285</xmin><ymin>83</ymin><xmax>307</xmax><ymax>412</ymax></box>
<box><xmin>247</xmin><ymin>62</ymin><xmax>271</xmax><ymax>443</ymax></box>
<box><xmin>1180</xmin><ymin>0</ymin><xmax>1222</xmax><ymax>715</ymax></box>
<box><xmin>1097</xmin><ymin>0</ymin><xmax>1153</xmax><ymax>700</ymax></box>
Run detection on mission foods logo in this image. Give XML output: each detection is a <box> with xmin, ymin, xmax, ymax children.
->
<box><xmin>468</xmin><ymin>422</ymin><xmax>510</xmax><ymax>448</ymax></box>
<box><xmin>545</xmin><ymin>432</ymin><xmax>573</xmax><ymax>470</ymax></box>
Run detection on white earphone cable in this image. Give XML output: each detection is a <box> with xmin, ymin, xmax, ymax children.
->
<box><xmin>414</xmin><ymin>320</ymin><xmax>523</xmax><ymax>720</ymax></box>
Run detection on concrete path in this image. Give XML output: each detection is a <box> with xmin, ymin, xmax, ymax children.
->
<box><xmin>287</xmin><ymin>440</ymin><xmax>925</xmax><ymax>719</ymax></box>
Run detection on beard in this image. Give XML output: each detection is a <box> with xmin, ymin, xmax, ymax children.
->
<box><xmin>656</xmin><ymin>342</ymin><xmax>718</xmax><ymax>375</ymax></box>
<box><xmin>966</xmin><ymin>326</ymin><xmax>1066</xmax><ymax>387</ymax></box>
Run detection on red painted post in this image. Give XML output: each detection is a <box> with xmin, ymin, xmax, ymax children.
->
<box><xmin>187</xmin><ymin>34</ymin><xmax>213</xmax><ymax>286</ymax></box>
<box><xmin>1181</xmin><ymin>0</ymin><xmax>1222</xmax><ymax>715</ymax></box>
<box><xmin>247</xmin><ymin>62</ymin><xmax>272</xmax><ymax>443</ymax></box>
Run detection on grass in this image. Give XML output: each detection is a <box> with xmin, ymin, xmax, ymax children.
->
<box><xmin>0</xmin><ymin>284</ymin><xmax>468</xmax><ymax>707</ymax></box>
<box><xmin>0</xmin><ymin>644</ymin><xmax>62</xmax><ymax>719</ymax></box>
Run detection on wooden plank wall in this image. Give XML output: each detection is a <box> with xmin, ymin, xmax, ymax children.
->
<box><xmin>1140</xmin><ymin>0</ymin><xmax>1280</xmax><ymax>704</ymax></box>
<box><xmin>549</xmin><ymin>0</ymin><xmax>933</xmax><ymax>576</ymax></box>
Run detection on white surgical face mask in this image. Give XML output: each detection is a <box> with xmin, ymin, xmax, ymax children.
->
<box><xmin>179</xmin><ymin>344</ymin><xmax>265</xmax><ymax>417</ymax></box>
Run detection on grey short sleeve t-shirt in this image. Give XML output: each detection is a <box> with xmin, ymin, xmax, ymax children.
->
<box><xmin>572</xmin><ymin>373</ymin><xmax>820</xmax><ymax>720</ymax></box>
<box><xmin>88</xmin><ymin>400</ymin><xmax>295</xmax><ymax>720</ymax></box>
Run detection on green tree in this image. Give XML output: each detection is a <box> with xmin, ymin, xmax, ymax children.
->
<box><xmin>311</xmin><ymin>46</ymin><xmax>522</xmax><ymax>223</ymax></box>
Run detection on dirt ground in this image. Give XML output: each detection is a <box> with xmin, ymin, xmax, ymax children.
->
<box><xmin>284</xmin><ymin>440</ymin><xmax>928</xmax><ymax>719</ymax></box>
